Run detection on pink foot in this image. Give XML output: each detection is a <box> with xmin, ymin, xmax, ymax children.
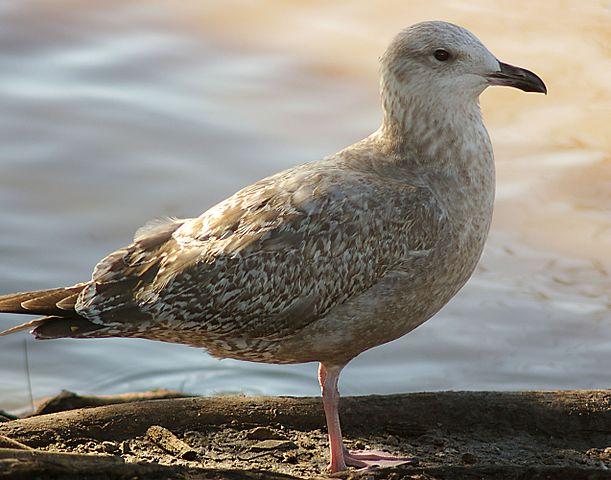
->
<box><xmin>318</xmin><ymin>364</ymin><xmax>416</xmax><ymax>473</ymax></box>
<box><xmin>344</xmin><ymin>449</ymin><xmax>415</xmax><ymax>469</ymax></box>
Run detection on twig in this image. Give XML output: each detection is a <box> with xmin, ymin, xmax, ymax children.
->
<box><xmin>0</xmin><ymin>435</ymin><xmax>33</xmax><ymax>450</ymax></box>
<box><xmin>146</xmin><ymin>425</ymin><xmax>198</xmax><ymax>460</ymax></box>
<box><xmin>23</xmin><ymin>339</ymin><xmax>34</xmax><ymax>414</ymax></box>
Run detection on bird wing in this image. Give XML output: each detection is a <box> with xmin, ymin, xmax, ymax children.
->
<box><xmin>77</xmin><ymin>162</ymin><xmax>444</xmax><ymax>340</ymax></box>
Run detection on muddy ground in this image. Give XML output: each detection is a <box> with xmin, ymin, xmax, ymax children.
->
<box><xmin>0</xmin><ymin>390</ymin><xmax>609</xmax><ymax>479</ymax></box>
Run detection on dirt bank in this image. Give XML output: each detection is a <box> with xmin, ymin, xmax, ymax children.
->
<box><xmin>0</xmin><ymin>390</ymin><xmax>609</xmax><ymax>479</ymax></box>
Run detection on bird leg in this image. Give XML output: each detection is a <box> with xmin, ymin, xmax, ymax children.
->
<box><xmin>319</xmin><ymin>363</ymin><xmax>347</xmax><ymax>472</ymax></box>
<box><xmin>318</xmin><ymin>363</ymin><xmax>415</xmax><ymax>472</ymax></box>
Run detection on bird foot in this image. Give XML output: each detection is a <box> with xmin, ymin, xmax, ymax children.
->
<box><xmin>344</xmin><ymin>449</ymin><xmax>415</xmax><ymax>470</ymax></box>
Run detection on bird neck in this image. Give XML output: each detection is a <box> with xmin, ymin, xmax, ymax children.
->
<box><xmin>377</xmin><ymin>78</ymin><xmax>488</xmax><ymax>174</ymax></box>
<box><xmin>371</xmin><ymin>79</ymin><xmax>496</xmax><ymax>230</ymax></box>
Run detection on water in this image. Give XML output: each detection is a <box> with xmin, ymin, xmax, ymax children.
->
<box><xmin>0</xmin><ymin>1</ymin><xmax>609</xmax><ymax>414</ymax></box>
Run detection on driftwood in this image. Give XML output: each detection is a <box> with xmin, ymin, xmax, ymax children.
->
<box><xmin>0</xmin><ymin>436</ymin><xmax>32</xmax><ymax>451</ymax></box>
<box><xmin>2</xmin><ymin>390</ymin><xmax>609</xmax><ymax>447</ymax></box>
<box><xmin>0</xmin><ymin>448</ymin><xmax>297</xmax><ymax>480</ymax></box>
<box><xmin>146</xmin><ymin>425</ymin><xmax>198</xmax><ymax>460</ymax></box>
<box><xmin>0</xmin><ymin>390</ymin><xmax>609</xmax><ymax>479</ymax></box>
<box><xmin>30</xmin><ymin>388</ymin><xmax>192</xmax><ymax>416</ymax></box>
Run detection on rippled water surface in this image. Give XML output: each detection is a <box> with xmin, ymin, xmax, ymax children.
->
<box><xmin>0</xmin><ymin>1</ymin><xmax>609</xmax><ymax>413</ymax></box>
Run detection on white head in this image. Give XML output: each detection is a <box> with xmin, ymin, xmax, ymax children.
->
<box><xmin>379</xmin><ymin>21</ymin><xmax>546</xmax><ymax>136</ymax></box>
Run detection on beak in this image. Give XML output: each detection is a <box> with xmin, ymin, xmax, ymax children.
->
<box><xmin>486</xmin><ymin>61</ymin><xmax>547</xmax><ymax>94</ymax></box>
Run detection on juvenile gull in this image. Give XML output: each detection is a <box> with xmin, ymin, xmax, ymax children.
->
<box><xmin>0</xmin><ymin>21</ymin><xmax>546</xmax><ymax>472</ymax></box>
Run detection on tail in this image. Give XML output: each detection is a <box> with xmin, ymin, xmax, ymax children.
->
<box><xmin>0</xmin><ymin>284</ymin><xmax>103</xmax><ymax>339</ymax></box>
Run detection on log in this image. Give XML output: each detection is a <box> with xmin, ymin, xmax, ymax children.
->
<box><xmin>0</xmin><ymin>391</ymin><xmax>608</xmax><ymax>479</ymax></box>
<box><xmin>1</xmin><ymin>391</ymin><xmax>608</xmax><ymax>448</ymax></box>
<box><xmin>30</xmin><ymin>389</ymin><xmax>192</xmax><ymax>416</ymax></box>
<box><xmin>0</xmin><ymin>448</ymin><xmax>298</xmax><ymax>480</ymax></box>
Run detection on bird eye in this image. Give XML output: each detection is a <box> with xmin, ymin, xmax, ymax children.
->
<box><xmin>434</xmin><ymin>49</ymin><xmax>450</xmax><ymax>61</ymax></box>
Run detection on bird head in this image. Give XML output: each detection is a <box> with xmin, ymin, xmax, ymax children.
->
<box><xmin>381</xmin><ymin>21</ymin><xmax>547</xmax><ymax>106</ymax></box>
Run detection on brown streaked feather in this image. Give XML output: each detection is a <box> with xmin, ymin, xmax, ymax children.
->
<box><xmin>0</xmin><ymin>284</ymin><xmax>91</xmax><ymax>338</ymax></box>
<box><xmin>56</xmin><ymin>293</ymin><xmax>80</xmax><ymax>311</ymax></box>
<box><xmin>0</xmin><ymin>285</ymin><xmax>84</xmax><ymax>315</ymax></box>
<box><xmin>134</xmin><ymin>217</ymin><xmax>184</xmax><ymax>249</ymax></box>
<box><xmin>75</xmin><ymin>218</ymin><xmax>186</xmax><ymax>326</ymax></box>
<box><xmin>125</xmin><ymin>164</ymin><xmax>439</xmax><ymax>343</ymax></box>
<box><xmin>0</xmin><ymin>289</ymin><xmax>56</xmax><ymax>314</ymax></box>
<box><xmin>68</xmin><ymin>159</ymin><xmax>442</xmax><ymax>357</ymax></box>
<box><xmin>20</xmin><ymin>286</ymin><xmax>83</xmax><ymax>316</ymax></box>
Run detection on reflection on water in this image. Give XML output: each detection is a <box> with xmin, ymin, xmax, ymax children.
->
<box><xmin>0</xmin><ymin>1</ymin><xmax>609</xmax><ymax>413</ymax></box>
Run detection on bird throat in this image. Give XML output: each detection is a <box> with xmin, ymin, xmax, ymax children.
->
<box><xmin>378</xmin><ymin>76</ymin><xmax>488</xmax><ymax>174</ymax></box>
<box><xmin>374</xmin><ymin>75</ymin><xmax>496</xmax><ymax>241</ymax></box>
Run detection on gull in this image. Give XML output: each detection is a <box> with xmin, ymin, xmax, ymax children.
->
<box><xmin>0</xmin><ymin>21</ymin><xmax>546</xmax><ymax>472</ymax></box>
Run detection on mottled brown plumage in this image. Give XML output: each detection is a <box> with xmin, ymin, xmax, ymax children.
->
<box><xmin>0</xmin><ymin>21</ymin><xmax>546</xmax><ymax>472</ymax></box>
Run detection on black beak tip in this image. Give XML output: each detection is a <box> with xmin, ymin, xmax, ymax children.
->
<box><xmin>525</xmin><ymin>83</ymin><xmax>547</xmax><ymax>95</ymax></box>
<box><xmin>528</xmin><ymin>74</ymin><xmax>547</xmax><ymax>95</ymax></box>
<box><xmin>493</xmin><ymin>61</ymin><xmax>548</xmax><ymax>95</ymax></box>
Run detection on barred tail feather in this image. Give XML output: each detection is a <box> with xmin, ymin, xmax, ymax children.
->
<box><xmin>0</xmin><ymin>318</ymin><xmax>46</xmax><ymax>337</ymax></box>
<box><xmin>0</xmin><ymin>283</ymin><xmax>102</xmax><ymax>339</ymax></box>
<box><xmin>0</xmin><ymin>284</ymin><xmax>86</xmax><ymax>316</ymax></box>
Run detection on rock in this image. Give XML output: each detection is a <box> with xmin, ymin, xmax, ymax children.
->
<box><xmin>250</xmin><ymin>439</ymin><xmax>296</xmax><ymax>451</ymax></box>
<box><xmin>245</xmin><ymin>426</ymin><xmax>286</xmax><ymax>440</ymax></box>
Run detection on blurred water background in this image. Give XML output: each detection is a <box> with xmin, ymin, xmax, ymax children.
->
<box><xmin>0</xmin><ymin>1</ymin><xmax>609</xmax><ymax>413</ymax></box>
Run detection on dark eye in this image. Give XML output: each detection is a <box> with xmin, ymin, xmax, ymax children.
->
<box><xmin>434</xmin><ymin>49</ymin><xmax>450</xmax><ymax>61</ymax></box>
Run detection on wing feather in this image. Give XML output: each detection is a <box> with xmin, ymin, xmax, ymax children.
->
<box><xmin>142</xmin><ymin>165</ymin><xmax>442</xmax><ymax>340</ymax></box>
<box><xmin>76</xmin><ymin>162</ymin><xmax>443</xmax><ymax>343</ymax></box>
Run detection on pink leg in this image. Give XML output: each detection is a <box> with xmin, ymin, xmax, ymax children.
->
<box><xmin>319</xmin><ymin>363</ymin><xmax>347</xmax><ymax>472</ymax></box>
<box><xmin>318</xmin><ymin>363</ymin><xmax>414</xmax><ymax>472</ymax></box>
